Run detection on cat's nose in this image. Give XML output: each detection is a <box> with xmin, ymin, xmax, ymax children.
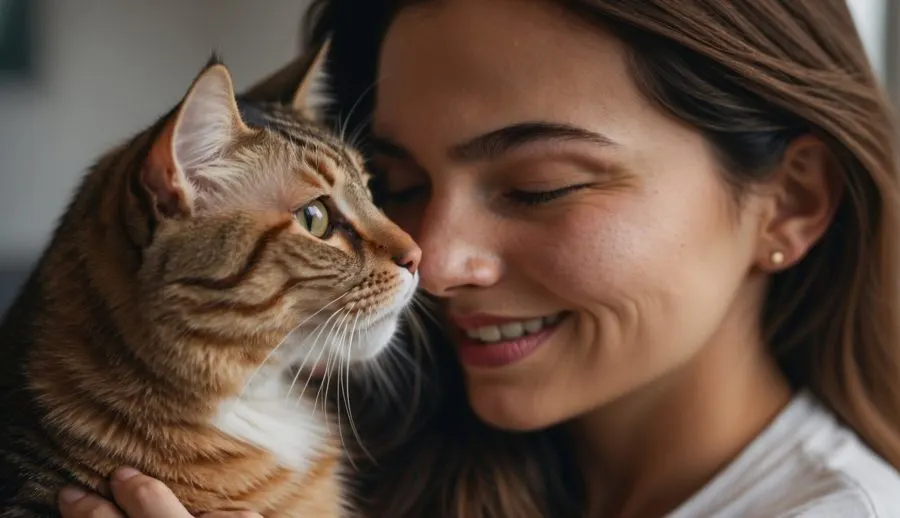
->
<box><xmin>393</xmin><ymin>244</ymin><xmax>422</xmax><ymax>275</ymax></box>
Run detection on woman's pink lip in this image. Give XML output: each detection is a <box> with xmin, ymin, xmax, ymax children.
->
<box><xmin>454</xmin><ymin>318</ymin><xmax>564</xmax><ymax>368</ymax></box>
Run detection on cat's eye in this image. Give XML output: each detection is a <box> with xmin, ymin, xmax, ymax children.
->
<box><xmin>295</xmin><ymin>199</ymin><xmax>332</xmax><ymax>239</ymax></box>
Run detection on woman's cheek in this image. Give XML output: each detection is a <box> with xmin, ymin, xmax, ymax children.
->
<box><xmin>525</xmin><ymin>202</ymin><xmax>666</xmax><ymax>299</ymax></box>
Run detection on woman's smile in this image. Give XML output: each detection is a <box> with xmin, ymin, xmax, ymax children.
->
<box><xmin>450</xmin><ymin>311</ymin><xmax>571</xmax><ymax>368</ymax></box>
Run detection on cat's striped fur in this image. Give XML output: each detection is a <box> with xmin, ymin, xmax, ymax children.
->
<box><xmin>0</xmin><ymin>42</ymin><xmax>420</xmax><ymax>517</ymax></box>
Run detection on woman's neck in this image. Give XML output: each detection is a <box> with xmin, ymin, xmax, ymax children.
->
<box><xmin>570</xmin><ymin>300</ymin><xmax>792</xmax><ymax>518</ymax></box>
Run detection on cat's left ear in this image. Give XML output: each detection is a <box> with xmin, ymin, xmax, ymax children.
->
<box><xmin>240</xmin><ymin>38</ymin><xmax>331</xmax><ymax>121</ymax></box>
<box><xmin>142</xmin><ymin>62</ymin><xmax>250</xmax><ymax>219</ymax></box>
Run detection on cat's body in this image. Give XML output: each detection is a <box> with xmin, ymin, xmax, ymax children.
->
<box><xmin>0</xmin><ymin>45</ymin><xmax>419</xmax><ymax>517</ymax></box>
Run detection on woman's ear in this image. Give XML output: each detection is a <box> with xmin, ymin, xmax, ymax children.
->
<box><xmin>239</xmin><ymin>38</ymin><xmax>331</xmax><ymax>121</ymax></box>
<box><xmin>754</xmin><ymin>135</ymin><xmax>844</xmax><ymax>272</ymax></box>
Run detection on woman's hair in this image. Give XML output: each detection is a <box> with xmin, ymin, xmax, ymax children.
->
<box><xmin>295</xmin><ymin>1</ymin><xmax>900</xmax><ymax>516</ymax></box>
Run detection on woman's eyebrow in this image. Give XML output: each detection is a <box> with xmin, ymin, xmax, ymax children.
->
<box><xmin>369</xmin><ymin>121</ymin><xmax>615</xmax><ymax>163</ymax></box>
<box><xmin>448</xmin><ymin>121</ymin><xmax>616</xmax><ymax>162</ymax></box>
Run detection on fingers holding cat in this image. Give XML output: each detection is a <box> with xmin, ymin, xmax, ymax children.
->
<box><xmin>59</xmin><ymin>486</ymin><xmax>127</xmax><ymax>518</ymax></box>
<box><xmin>199</xmin><ymin>512</ymin><xmax>264</xmax><ymax>518</ymax></box>
<box><xmin>59</xmin><ymin>467</ymin><xmax>262</xmax><ymax>518</ymax></box>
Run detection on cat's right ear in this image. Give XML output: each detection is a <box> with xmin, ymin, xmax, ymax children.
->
<box><xmin>142</xmin><ymin>63</ymin><xmax>250</xmax><ymax>219</ymax></box>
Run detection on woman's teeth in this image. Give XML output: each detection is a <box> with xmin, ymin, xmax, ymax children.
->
<box><xmin>464</xmin><ymin>314</ymin><xmax>563</xmax><ymax>343</ymax></box>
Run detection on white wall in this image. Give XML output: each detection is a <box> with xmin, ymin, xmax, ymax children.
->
<box><xmin>0</xmin><ymin>0</ymin><xmax>309</xmax><ymax>265</ymax></box>
<box><xmin>847</xmin><ymin>0</ymin><xmax>888</xmax><ymax>78</ymax></box>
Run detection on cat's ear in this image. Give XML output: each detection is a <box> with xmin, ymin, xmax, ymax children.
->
<box><xmin>240</xmin><ymin>38</ymin><xmax>331</xmax><ymax>121</ymax></box>
<box><xmin>289</xmin><ymin>39</ymin><xmax>330</xmax><ymax>119</ymax></box>
<box><xmin>142</xmin><ymin>61</ymin><xmax>249</xmax><ymax>219</ymax></box>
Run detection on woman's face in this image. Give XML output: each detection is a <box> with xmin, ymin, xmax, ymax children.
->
<box><xmin>372</xmin><ymin>0</ymin><xmax>768</xmax><ymax>430</ymax></box>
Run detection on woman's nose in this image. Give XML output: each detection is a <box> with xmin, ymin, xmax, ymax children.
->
<box><xmin>416</xmin><ymin>202</ymin><xmax>501</xmax><ymax>297</ymax></box>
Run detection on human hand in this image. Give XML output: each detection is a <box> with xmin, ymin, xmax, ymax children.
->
<box><xmin>58</xmin><ymin>466</ymin><xmax>262</xmax><ymax>518</ymax></box>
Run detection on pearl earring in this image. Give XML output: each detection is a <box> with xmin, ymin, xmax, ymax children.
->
<box><xmin>770</xmin><ymin>250</ymin><xmax>785</xmax><ymax>266</ymax></box>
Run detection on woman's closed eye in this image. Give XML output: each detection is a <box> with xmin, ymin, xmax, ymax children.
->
<box><xmin>504</xmin><ymin>183</ymin><xmax>594</xmax><ymax>207</ymax></box>
<box><xmin>382</xmin><ymin>181</ymin><xmax>595</xmax><ymax>208</ymax></box>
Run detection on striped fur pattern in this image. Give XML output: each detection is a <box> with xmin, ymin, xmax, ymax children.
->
<box><xmin>0</xmin><ymin>44</ymin><xmax>419</xmax><ymax>517</ymax></box>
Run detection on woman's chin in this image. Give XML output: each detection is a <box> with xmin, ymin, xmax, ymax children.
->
<box><xmin>465</xmin><ymin>383</ymin><xmax>568</xmax><ymax>432</ymax></box>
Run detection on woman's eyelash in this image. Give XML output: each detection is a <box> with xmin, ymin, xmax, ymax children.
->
<box><xmin>505</xmin><ymin>184</ymin><xmax>591</xmax><ymax>206</ymax></box>
<box><xmin>379</xmin><ymin>183</ymin><xmax>591</xmax><ymax>207</ymax></box>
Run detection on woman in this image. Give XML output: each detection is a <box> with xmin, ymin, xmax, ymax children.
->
<box><xmin>59</xmin><ymin>1</ymin><xmax>900</xmax><ymax>517</ymax></box>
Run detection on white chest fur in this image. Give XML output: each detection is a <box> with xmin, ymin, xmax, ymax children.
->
<box><xmin>210</xmin><ymin>372</ymin><xmax>328</xmax><ymax>473</ymax></box>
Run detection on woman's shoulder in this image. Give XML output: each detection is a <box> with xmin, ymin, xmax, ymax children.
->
<box><xmin>785</xmin><ymin>412</ymin><xmax>900</xmax><ymax>518</ymax></box>
<box><xmin>670</xmin><ymin>390</ymin><xmax>900</xmax><ymax>518</ymax></box>
<box><xmin>781</xmin><ymin>432</ymin><xmax>900</xmax><ymax>518</ymax></box>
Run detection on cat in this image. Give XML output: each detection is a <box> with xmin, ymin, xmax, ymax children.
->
<box><xmin>0</xmin><ymin>40</ymin><xmax>420</xmax><ymax>518</ymax></box>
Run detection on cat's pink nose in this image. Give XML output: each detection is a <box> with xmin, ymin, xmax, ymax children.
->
<box><xmin>394</xmin><ymin>245</ymin><xmax>422</xmax><ymax>275</ymax></box>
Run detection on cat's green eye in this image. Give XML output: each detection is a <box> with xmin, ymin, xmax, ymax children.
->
<box><xmin>295</xmin><ymin>200</ymin><xmax>332</xmax><ymax>239</ymax></box>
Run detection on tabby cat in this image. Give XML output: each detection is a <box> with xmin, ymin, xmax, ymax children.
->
<box><xmin>0</xmin><ymin>41</ymin><xmax>421</xmax><ymax>517</ymax></box>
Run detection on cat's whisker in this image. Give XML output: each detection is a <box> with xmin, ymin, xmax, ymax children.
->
<box><xmin>237</xmin><ymin>289</ymin><xmax>352</xmax><ymax>403</ymax></box>
<box><xmin>335</xmin><ymin>383</ymin><xmax>344</xmax><ymax>463</ymax></box>
<box><xmin>317</xmin><ymin>345</ymin><xmax>338</xmax><ymax>429</ymax></box>
<box><xmin>298</xmin><ymin>320</ymin><xmax>342</xmax><ymax>412</ymax></box>
<box><xmin>300</xmin><ymin>304</ymin><xmax>349</xmax><ymax>407</ymax></box>
<box><xmin>289</xmin><ymin>305</ymin><xmax>346</xmax><ymax>389</ymax></box>
<box><xmin>410</xmin><ymin>292</ymin><xmax>442</xmax><ymax>327</ymax></box>
<box><xmin>334</xmin><ymin>73</ymin><xmax>386</xmax><ymax>144</ymax></box>
<box><xmin>363</xmin><ymin>311</ymin><xmax>372</xmax><ymax>344</ymax></box>
<box><xmin>343</xmin><ymin>311</ymin><xmax>377</xmax><ymax>467</ymax></box>
<box><xmin>404</xmin><ymin>295</ymin><xmax>440</xmax><ymax>376</ymax></box>
<box><xmin>364</xmin><ymin>351</ymin><xmax>406</xmax><ymax>410</ymax></box>
<box><xmin>406</xmin><ymin>308</ymin><xmax>436</xmax><ymax>367</ymax></box>
<box><xmin>286</xmin><ymin>307</ymin><xmax>345</xmax><ymax>404</ymax></box>
<box><xmin>317</xmin><ymin>311</ymin><xmax>347</xmax><ymax>421</ymax></box>
<box><xmin>345</xmin><ymin>113</ymin><xmax>373</xmax><ymax>151</ymax></box>
<box><xmin>307</xmin><ymin>303</ymin><xmax>353</xmax><ymax>414</ymax></box>
<box><xmin>327</xmin><ymin>306</ymin><xmax>354</xmax><ymax>386</ymax></box>
<box><xmin>371</xmin><ymin>312</ymin><xmax>430</xmax><ymax>412</ymax></box>
<box><xmin>336</xmin><ymin>321</ymin><xmax>356</xmax><ymax>471</ymax></box>
<box><xmin>333</xmin><ymin>310</ymin><xmax>361</xmax><ymax>469</ymax></box>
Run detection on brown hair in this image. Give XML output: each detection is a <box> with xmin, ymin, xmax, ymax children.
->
<box><xmin>294</xmin><ymin>1</ymin><xmax>900</xmax><ymax>516</ymax></box>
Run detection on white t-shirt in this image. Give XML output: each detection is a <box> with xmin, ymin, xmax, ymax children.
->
<box><xmin>668</xmin><ymin>390</ymin><xmax>900</xmax><ymax>517</ymax></box>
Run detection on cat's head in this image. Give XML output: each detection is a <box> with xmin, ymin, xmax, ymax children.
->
<box><xmin>133</xmin><ymin>43</ymin><xmax>420</xmax><ymax>378</ymax></box>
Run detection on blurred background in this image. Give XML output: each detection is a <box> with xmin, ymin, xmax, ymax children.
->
<box><xmin>0</xmin><ymin>0</ymin><xmax>894</xmax><ymax>310</ymax></box>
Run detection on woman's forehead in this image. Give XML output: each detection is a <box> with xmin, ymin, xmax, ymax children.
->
<box><xmin>370</xmin><ymin>0</ymin><xmax>656</xmax><ymax>163</ymax></box>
